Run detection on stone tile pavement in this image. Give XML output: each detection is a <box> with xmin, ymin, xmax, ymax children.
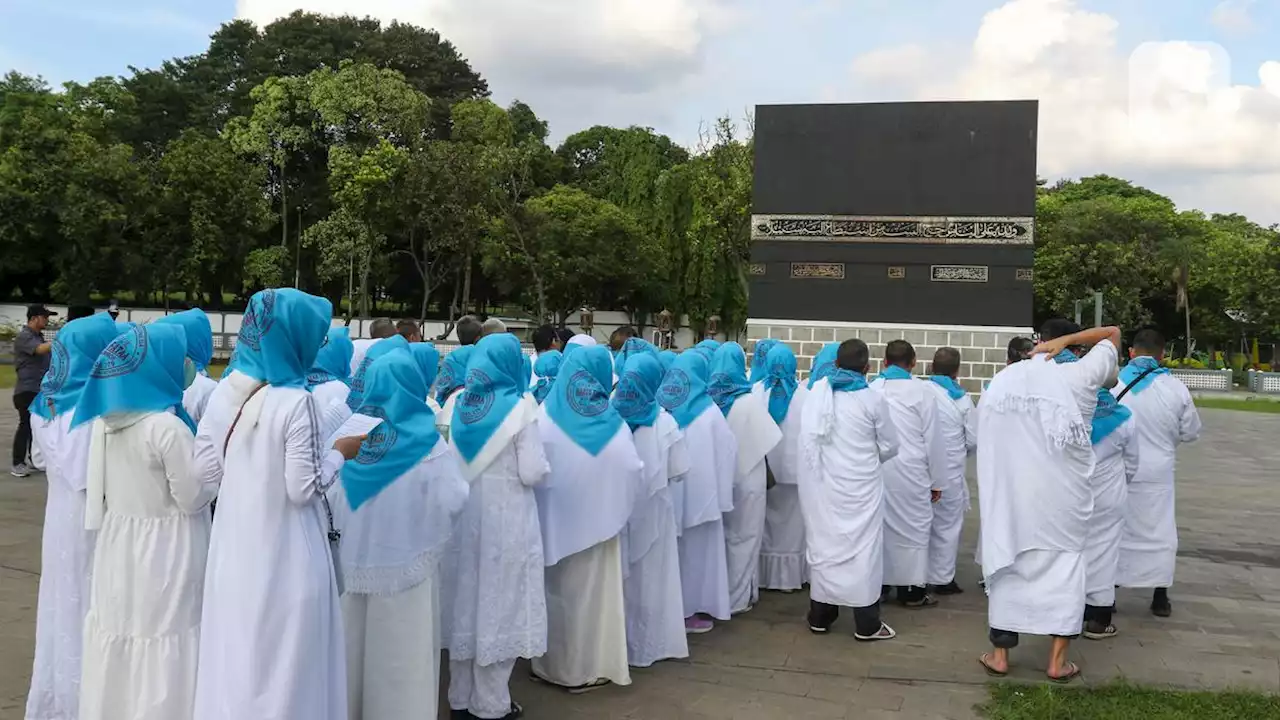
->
<box><xmin>2</xmin><ymin>390</ymin><xmax>1278</xmax><ymax>719</ymax></box>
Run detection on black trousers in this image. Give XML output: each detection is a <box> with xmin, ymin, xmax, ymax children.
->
<box><xmin>989</xmin><ymin>627</ymin><xmax>1080</xmax><ymax>648</ymax></box>
<box><xmin>809</xmin><ymin>599</ymin><xmax>882</xmax><ymax>637</ymax></box>
<box><xmin>12</xmin><ymin>391</ymin><xmax>36</xmax><ymax>467</ymax></box>
<box><xmin>1084</xmin><ymin>603</ymin><xmax>1114</xmax><ymax>627</ymax></box>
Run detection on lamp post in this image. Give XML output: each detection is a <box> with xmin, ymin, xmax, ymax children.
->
<box><xmin>657</xmin><ymin>309</ymin><xmax>674</xmax><ymax>349</ymax></box>
<box><xmin>706</xmin><ymin>315</ymin><xmax>721</xmax><ymax>340</ymax></box>
<box><xmin>580</xmin><ymin>307</ymin><xmax>594</xmax><ymax>338</ymax></box>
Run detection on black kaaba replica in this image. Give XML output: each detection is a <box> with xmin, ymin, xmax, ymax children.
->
<box><xmin>744</xmin><ymin>100</ymin><xmax>1038</xmax><ymax>388</ymax></box>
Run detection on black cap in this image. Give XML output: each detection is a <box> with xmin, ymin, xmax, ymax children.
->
<box><xmin>26</xmin><ymin>304</ymin><xmax>56</xmax><ymax>319</ymax></box>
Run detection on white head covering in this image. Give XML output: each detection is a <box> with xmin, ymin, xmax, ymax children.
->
<box><xmin>566</xmin><ymin>334</ymin><xmax>597</xmax><ymax>349</ymax></box>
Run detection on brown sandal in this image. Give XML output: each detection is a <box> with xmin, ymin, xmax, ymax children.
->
<box><xmin>1048</xmin><ymin>661</ymin><xmax>1081</xmax><ymax>684</ymax></box>
<box><xmin>979</xmin><ymin>653</ymin><xmax>1008</xmax><ymax>677</ymax></box>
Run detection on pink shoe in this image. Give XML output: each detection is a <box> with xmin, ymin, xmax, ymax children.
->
<box><xmin>685</xmin><ymin>617</ymin><xmax>714</xmax><ymax>634</ymax></box>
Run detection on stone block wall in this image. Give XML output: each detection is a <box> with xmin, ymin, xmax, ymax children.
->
<box><xmin>744</xmin><ymin>319</ymin><xmax>1033</xmax><ymax>395</ymax></box>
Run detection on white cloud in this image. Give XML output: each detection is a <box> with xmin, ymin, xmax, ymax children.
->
<box><xmin>1211</xmin><ymin>0</ymin><xmax>1256</xmax><ymax>34</ymax></box>
<box><xmin>849</xmin><ymin>0</ymin><xmax>1280</xmax><ymax>223</ymax></box>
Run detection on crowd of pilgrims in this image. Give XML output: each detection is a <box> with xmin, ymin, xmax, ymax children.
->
<box><xmin>21</xmin><ymin>288</ymin><xmax>1203</xmax><ymax>720</ymax></box>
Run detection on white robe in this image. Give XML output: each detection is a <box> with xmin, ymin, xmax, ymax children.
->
<box><xmin>870</xmin><ymin>377</ymin><xmax>946</xmax><ymax>587</ymax></box>
<box><xmin>979</xmin><ymin>341</ymin><xmax>1115</xmax><ymax>636</ymax></box>
<box><xmin>924</xmin><ymin>384</ymin><xmax>976</xmax><ymax>586</ymax></box>
<box><xmin>721</xmin><ymin>391</ymin><xmax>783</xmax><ymax>613</ymax></box>
<box><xmin>311</xmin><ymin>379</ymin><xmax>351</xmax><ymax>417</ymax></box>
<box><xmin>80</xmin><ymin>413</ymin><xmax>214</xmax><ymax>720</ymax></box>
<box><xmin>182</xmin><ymin>373</ymin><xmax>218</xmax><ymax>426</ymax></box>
<box><xmin>193</xmin><ymin>387</ymin><xmax>347</xmax><ymax>720</ymax></box>
<box><xmin>760</xmin><ymin>385</ymin><xmax>809</xmax><ymax>591</ymax></box>
<box><xmin>1084</xmin><ymin>421</ymin><xmax>1139</xmax><ymax>607</ymax></box>
<box><xmin>532</xmin><ymin>415</ymin><xmax>641</xmax><ymax>688</ymax></box>
<box><xmin>332</xmin><ymin>438</ymin><xmax>469</xmax><ymax>720</ymax></box>
<box><xmin>673</xmin><ymin>408</ymin><xmax>738</xmax><ymax>620</ymax></box>
<box><xmin>799</xmin><ymin>379</ymin><xmax>899</xmax><ymax>608</ymax></box>
<box><xmin>1115</xmin><ymin>372</ymin><xmax>1201</xmax><ymax>588</ymax></box>
<box><xmin>26</xmin><ymin>413</ymin><xmax>95</xmax><ymax>720</ymax></box>
<box><xmin>623</xmin><ymin>411</ymin><xmax>691</xmax><ymax>667</ymax></box>
<box><xmin>349</xmin><ymin>338</ymin><xmax>383</xmax><ymax>376</ymax></box>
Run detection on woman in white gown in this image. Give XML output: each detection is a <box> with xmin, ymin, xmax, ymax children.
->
<box><xmin>758</xmin><ymin>344</ymin><xmax>810</xmax><ymax>591</ymax></box>
<box><xmin>192</xmin><ymin>289</ymin><xmax>364</xmax><ymax>720</ymax></box>
<box><xmin>333</xmin><ymin>346</ymin><xmax>470</xmax><ymax>719</ymax></box>
<box><xmin>446</xmin><ymin>333</ymin><xmax>549</xmax><ymax>720</ymax></box>
<box><xmin>25</xmin><ymin>312</ymin><xmax>128</xmax><ymax>720</ymax></box>
<box><xmin>613</xmin><ymin>353</ymin><xmax>691</xmax><ymax>667</ymax></box>
<box><xmin>72</xmin><ymin>323</ymin><xmax>214</xmax><ymax>720</ymax></box>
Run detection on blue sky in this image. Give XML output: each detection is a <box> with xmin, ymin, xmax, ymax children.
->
<box><xmin>2</xmin><ymin>0</ymin><xmax>1277</xmax><ymax>222</ymax></box>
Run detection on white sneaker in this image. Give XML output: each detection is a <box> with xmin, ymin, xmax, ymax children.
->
<box><xmin>10</xmin><ymin>463</ymin><xmax>31</xmax><ymax>478</ymax></box>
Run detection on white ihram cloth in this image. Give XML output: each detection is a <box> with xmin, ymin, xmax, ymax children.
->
<box><xmin>1115</xmin><ymin>371</ymin><xmax>1201</xmax><ymax>589</ymax></box>
<box><xmin>623</xmin><ymin>411</ymin><xmax>691</xmax><ymax>667</ymax></box>
<box><xmin>445</xmin><ymin>400</ymin><xmax>548</xmax><ymax>720</ymax></box>
<box><xmin>760</xmin><ymin>385</ymin><xmax>810</xmax><ymax>591</ymax></box>
<box><xmin>532</xmin><ymin>412</ymin><xmax>641</xmax><ymax>688</ymax></box>
<box><xmin>924</xmin><ymin>383</ymin><xmax>976</xmax><ymax>586</ymax></box>
<box><xmin>331</xmin><ymin>437</ymin><xmax>469</xmax><ymax>720</ymax></box>
<box><xmin>182</xmin><ymin>373</ymin><xmax>219</xmax><ymax>426</ymax></box>
<box><xmin>870</xmin><ymin>376</ymin><xmax>946</xmax><ymax>587</ymax></box>
<box><xmin>26</xmin><ymin>414</ymin><xmax>95</xmax><ymax>720</ymax></box>
<box><xmin>672</xmin><ymin>407</ymin><xmax>738</xmax><ymax>620</ymax></box>
<box><xmin>978</xmin><ymin>340</ymin><xmax>1115</xmax><ymax>636</ymax></box>
<box><xmin>80</xmin><ymin>413</ymin><xmax>214</xmax><ymax>720</ymax></box>
<box><xmin>722</xmin><ymin>390</ymin><xmax>783</xmax><ymax>613</ymax></box>
<box><xmin>799</xmin><ymin>378</ymin><xmax>899</xmax><ymax>608</ymax></box>
<box><xmin>349</xmin><ymin>337</ymin><xmax>383</xmax><ymax>376</ymax></box>
<box><xmin>192</xmin><ymin>388</ymin><xmax>348</xmax><ymax>720</ymax></box>
<box><xmin>1084</xmin><ymin>421</ymin><xmax>1139</xmax><ymax>607</ymax></box>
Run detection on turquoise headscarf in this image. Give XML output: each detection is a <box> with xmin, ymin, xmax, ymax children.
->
<box><xmin>1118</xmin><ymin>355</ymin><xmax>1168</xmax><ymax>395</ymax></box>
<box><xmin>230</xmin><ymin>288</ymin><xmax>333</xmax><ymax>388</ymax></box>
<box><xmin>830</xmin><ymin>368</ymin><xmax>869</xmax><ymax>393</ymax></box>
<box><xmin>615</xmin><ymin>337</ymin><xmax>659</xmax><ymax>376</ymax></box>
<box><xmin>341</xmin><ymin>349</ymin><xmax>441</xmax><ymax>510</ymax></box>
<box><xmin>30</xmin><ymin>313</ymin><xmax>125</xmax><ymax>421</ymax></box>
<box><xmin>452</xmin><ymin>334</ymin><xmax>526</xmax><ymax>463</ymax></box>
<box><xmin>530</xmin><ymin>350</ymin><xmax>563</xmax><ymax>404</ymax></box>
<box><xmin>750</xmin><ymin>338</ymin><xmax>780</xmax><ymax>383</ymax></box>
<box><xmin>613</xmin><ymin>353</ymin><xmax>662</xmax><ymax>431</ymax></box>
<box><xmin>807</xmin><ymin>342</ymin><xmax>840</xmax><ymax>389</ymax></box>
<box><xmin>409</xmin><ymin>343</ymin><xmax>441</xmax><ymax>390</ymax></box>
<box><xmin>544</xmin><ymin>345</ymin><xmax>623</xmax><ymax>455</ymax></box>
<box><xmin>1054</xmin><ymin>349</ymin><xmax>1133</xmax><ymax>444</ymax></box>
<box><xmin>432</xmin><ymin>346</ymin><xmax>473</xmax><ymax>406</ymax></box>
<box><xmin>155</xmin><ymin>309</ymin><xmax>213</xmax><ymax>371</ymax></box>
<box><xmin>708</xmin><ymin>342</ymin><xmax>753</xmax><ymax>416</ymax></box>
<box><xmin>930</xmin><ymin>375</ymin><xmax>966</xmax><ymax>400</ymax></box>
<box><xmin>347</xmin><ymin>336</ymin><xmax>410</xmax><ymax>410</ymax></box>
<box><xmin>658</xmin><ymin>350</ymin><xmax>678</xmax><ymax>372</ymax></box>
<box><xmin>761</xmin><ymin>344</ymin><xmax>798</xmax><ymax>424</ymax></box>
<box><xmin>693</xmin><ymin>339</ymin><xmax>720</xmax><ymax>361</ymax></box>
<box><xmin>657</xmin><ymin>350</ymin><xmax>714</xmax><ymax>429</ymax></box>
<box><xmin>880</xmin><ymin>365</ymin><xmax>913</xmax><ymax>381</ymax></box>
<box><xmin>307</xmin><ymin>326</ymin><xmax>355</xmax><ymax>390</ymax></box>
<box><xmin>71</xmin><ymin>323</ymin><xmax>196</xmax><ymax>432</ymax></box>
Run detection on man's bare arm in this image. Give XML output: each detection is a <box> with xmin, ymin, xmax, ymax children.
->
<box><xmin>1033</xmin><ymin>326</ymin><xmax>1121</xmax><ymax>356</ymax></box>
<box><xmin>35</xmin><ymin>342</ymin><xmax>52</xmax><ymax>355</ymax></box>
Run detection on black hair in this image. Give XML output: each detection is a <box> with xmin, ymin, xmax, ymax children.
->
<box><xmin>1132</xmin><ymin>328</ymin><xmax>1164</xmax><ymax>356</ymax></box>
<box><xmin>1007</xmin><ymin>336</ymin><xmax>1034</xmax><ymax>364</ymax></box>
<box><xmin>932</xmin><ymin>347</ymin><xmax>962</xmax><ymax>377</ymax></box>
<box><xmin>67</xmin><ymin>305</ymin><xmax>96</xmax><ymax>321</ymax></box>
<box><xmin>396</xmin><ymin>319</ymin><xmax>421</xmax><ymax>340</ymax></box>
<box><xmin>884</xmin><ymin>339</ymin><xmax>916</xmax><ymax>369</ymax></box>
<box><xmin>611</xmin><ymin>326</ymin><xmax>637</xmax><ymax>340</ymax></box>
<box><xmin>456</xmin><ymin>315</ymin><xmax>483</xmax><ymax>345</ymax></box>
<box><xmin>556</xmin><ymin>328</ymin><xmax>575</xmax><ymax>345</ymax></box>
<box><xmin>1039</xmin><ymin>318</ymin><xmax>1082</xmax><ymax>342</ymax></box>
<box><xmin>369</xmin><ymin>318</ymin><xmax>397</xmax><ymax>339</ymax></box>
<box><xmin>532</xmin><ymin>324</ymin><xmax>558</xmax><ymax>352</ymax></box>
<box><xmin>836</xmin><ymin>339</ymin><xmax>870</xmax><ymax>373</ymax></box>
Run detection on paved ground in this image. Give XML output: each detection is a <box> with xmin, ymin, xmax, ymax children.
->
<box><xmin>2</xmin><ymin>391</ymin><xmax>1279</xmax><ymax>720</ymax></box>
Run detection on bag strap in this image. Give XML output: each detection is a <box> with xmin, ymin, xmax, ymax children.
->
<box><xmin>222</xmin><ymin>383</ymin><xmax>267</xmax><ymax>459</ymax></box>
<box><xmin>1115</xmin><ymin>366</ymin><xmax>1160</xmax><ymax>403</ymax></box>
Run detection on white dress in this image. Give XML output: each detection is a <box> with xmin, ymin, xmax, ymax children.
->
<box><xmin>624</xmin><ymin>411</ymin><xmax>691</xmax><ymax>667</ymax></box>
<box><xmin>182</xmin><ymin>374</ymin><xmax>218</xmax><ymax>425</ymax></box>
<box><xmin>332</xmin><ymin>437</ymin><xmax>470</xmax><ymax>720</ymax></box>
<box><xmin>193</xmin><ymin>387</ymin><xmax>347</xmax><ymax>720</ymax></box>
<box><xmin>1084</xmin><ymin>421</ymin><xmax>1139</xmax><ymax>607</ymax></box>
<box><xmin>1115</xmin><ymin>372</ymin><xmax>1202</xmax><ymax>588</ymax></box>
<box><xmin>721</xmin><ymin>392</ymin><xmax>782</xmax><ymax>613</ymax></box>
<box><xmin>26</xmin><ymin>413</ymin><xmax>95</xmax><ymax>720</ymax></box>
<box><xmin>311</xmin><ymin>379</ymin><xmax>350</xmax><ymax>417</ymax></box>
<box><xmin>799</xmin><ymin>381</ymin><xmax>899</xmax><ymax>608</ymax></box>
<box><xmin>924</xmin><ymin>384</ymin><xmax>976</xmax><ymax>586</ymax></box>
<box><xmin>80</xmin><ymin>413</ymin><xmax>214</xmax><ymax>720</ymax></box>
<box><xmin>870</xmin><ymin>377</ymin><xmax>945</xmax><ymax>588</ymax></box>
<box><xmin>760</xmin><ymin>385</ymin><xmax>809</xmax><ymax>591</ymax></box>
<box><xmin>673</xmin><ymin>408</ymin><xmax>738</xmax><ymax>620</ymax></box>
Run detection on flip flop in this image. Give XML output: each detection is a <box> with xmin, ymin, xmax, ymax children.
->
<box><xmin>979</xmin><ymin>653</ymin><xmax>1008</xmax><ymax>677</ymax></box>
<box><xmin>1048</xmin><ymin>661</ymin><xmax>1081</xmax><ymax>684</ymax></box>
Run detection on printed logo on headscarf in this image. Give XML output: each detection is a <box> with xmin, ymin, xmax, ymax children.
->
<box><xmin>238</xmin><ymin>288</ymin><xmax>277</xmax><ymax>351</ymax></box>
<box><xmin>43</xmin><ymin>340</ymin><xmax>70</xmax><ymax>394</ymax></box>
<box><xmin>307</xmin><ymin>371</ymin><xmax>330</xmax><ymax>386</ymax></box>
<box><xmin>432</xmin><ymin>365</ymin><xmax>454</xmax><ymax>398</ymax></box>
<box><xmin>565</xmin><ymin>369</ymin><xmax>609</xmax><ymax>417</ymax></box>
<box><xmin>91</xmin><ymin>325</ymin><xmax>149</xmax><ymax>379</ymax></box>
<box><xmin>350</xmin><ymin>357</ymin><xmax>373</xmax><ymax>396</ymax></box>
<box><xmin>457</xmin><ymin>368</ymin><xmax>495</xmax><ymax>424</ymax></box>
<box><xmin>657</xmin><ymin>368</ymin><xmax>691</xmax><ymax>410</ymax></box>
<box><xmin>354</xmin><ymin>407</ymin><xmax>397</xmax><ymax>465</ymax></box>
<box><xmin>613</xmin><ymin>371</ymin><xmax>643</xmax><ymax>419</ymax></box>
<box><xmin>707</xmin><ymin>372</ymin><xmax>732</xmax><ymax>405</ymax></box>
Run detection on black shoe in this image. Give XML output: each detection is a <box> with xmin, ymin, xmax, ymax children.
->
<box><xmin>930</xmin><ymin>581</ymin><xmax>964</xmax><ymax>596</ymax></box>
<box><xmin>1151</xmin><ymin>600</ymin><xmax>1172</xmax><ymax>618</ymax></box>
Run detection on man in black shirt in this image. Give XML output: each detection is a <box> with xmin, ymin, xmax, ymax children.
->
<box><xmin>11</xmin><ymin>305</ymin><xmax>55</xmax><ymax>477</ymax></box>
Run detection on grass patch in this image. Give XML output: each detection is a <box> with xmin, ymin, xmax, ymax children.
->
<box><xmin>0</xmin><ymin>365</ymin><xmax>13</xmax><ymax>390</ymax></box>
<box><xmin>982</xmin><ymin>681</ymin><xmax>1280</xmax><ymax>719</ymax></box>
<box><xmin>1195</xmin><ymin>397</ymin><xmax>1280</xmax><ymax>414</ymax></box>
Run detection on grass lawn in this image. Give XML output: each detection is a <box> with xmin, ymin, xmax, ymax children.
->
<box><xmin>1195</xmin><ymin>397</ymin><xmax>1280</xmax><ymax>414</ymax></box>
<box><xmin>0</xmin><ymin>365</ymin><xmax>13</xmax><ymax>390</ymax></box>
<box><xmin>982</xmin><ymin>682</ymin><xmax>1280</xmax><ymax>719</ymax></box>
